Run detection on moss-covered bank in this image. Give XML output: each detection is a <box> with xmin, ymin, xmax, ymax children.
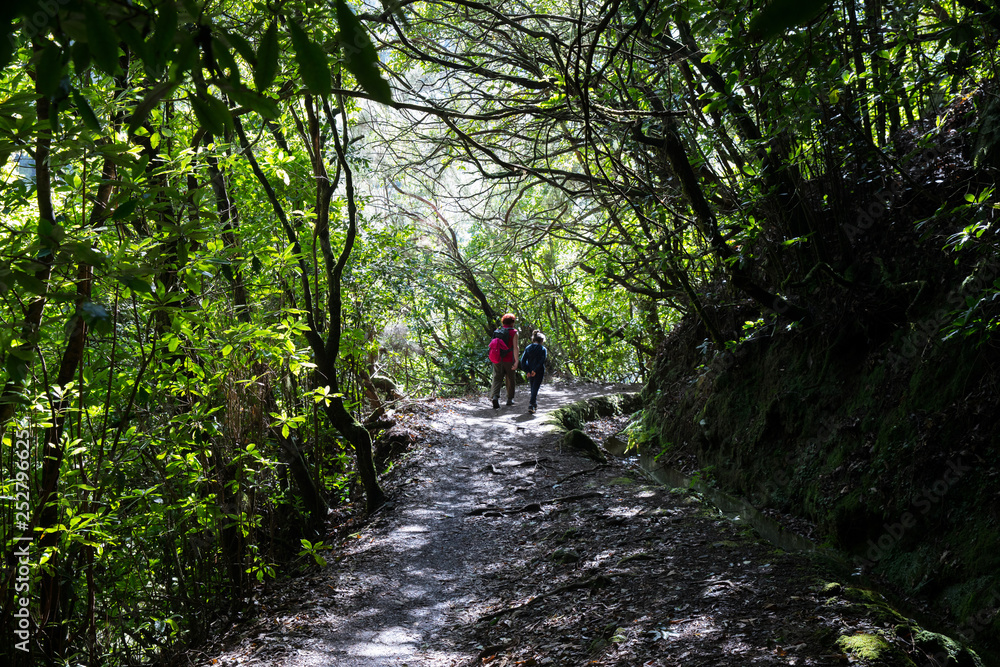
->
<box><xmin>549</xmin><ymin>392</ymin><xmax>643</xmax><ymax>432</ymax></box>
<box><xmin>640</xmin><ymin>311</ymin><xmax>1000</xmax><ymax>660</ymax></box>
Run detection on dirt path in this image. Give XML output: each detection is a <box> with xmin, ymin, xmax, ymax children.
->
<box><xmin>191</xmin><ymin>382</ymin><xmax>972</xmax><ymax>667</ymax></box>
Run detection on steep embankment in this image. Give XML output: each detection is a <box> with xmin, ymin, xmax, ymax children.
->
<box><xmin>639</xmin><ymin>98</ymin><xmax>1000</xmax><ymax>661</ymax></box>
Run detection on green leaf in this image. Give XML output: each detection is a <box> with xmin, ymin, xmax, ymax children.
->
<box><xmin>171</xmin><ymin>32</ymin><xmax>198</xmax><ymax>80</ymax></box>
<box><xmin>36</xmin><ymin>40</ymin><xmax>64</xmax><ymax>98</ymax></box>
<box><xmin>287</xmin><ymin>19</ymin><xmax>331</xmax><ymax>95</ymax></box>
<box><xmin>116</xmin><ymin>21</ymin><xmax>150</xmax><ymax>66</ymax></box>
<box><xmin>128</xmin><ymin>80</ymin><xmax>178</xmax><ymax>133</ymax></box>
<box><xmin>72</xmin><ymin>90</ymin><xmax>101</xmax><ymax>132</ymax></box>
<box><xmin>180</xmin><ymin>0</ymin><xmax>200</xmax><ymax>18</ymax></box>
<box><xmin>83</xmin><ymin>4</ymin><xmax>121</xmax><ymax>76</ymax></box>
<box><xmin>702</xmin><ymin>99</ymin><xmax>727</xmax><ymax>114</ymax></box>
<box><xmin>335</xmin><ymin>0</ymin><xmax>392</xmax><ymax>104</ymax></box>
<box><xmin>66</xmin><ymin>242</ymin><xmax>107</xmax><ymax>266</ymax></box>
<box><xmin>212</xmin><ymin>35</ymin><xmax>239</xmax><ymax>80</ymax></box>
<box><xmin>71</xmin><ymin>41</ymin><xmax>91</xmax><ymax>74</ymax></box>
<box><xmin>189</xmin><ymin>93</ymin><xmax>232</xmax><ymax>137</ymax></box>
<box><xmin>6</xmin><ymin>357</ymin><xmax>29</xmax><ymax>382</ymax></box>
<box><xmin>38</xmin><ymin>218</ymin><xmax>64</xmax><ymax>249</ymax></box>
<box><xmin>121</xmin><ymin>276</ymin><xmax>152</xmax><ymax>293</ymax></box>
<box><xmin>113</xmin><ymin>199</ymin><xmax>139</xmax><ymax>220</ymax></box>
<box><xmin>651</xmin><ymin>10</ymin><xmax>670</xmax><ymax>37</ymax></box>
<box><xmin>223</xmin><ymin>29</ymin><xmax>256</xmax><ymax>64</ymax></box>
<box><xmin>13</xmin><ymin>270</ymin><xmax>46</xmax><ymax>295</ymax></box>
<box><xmin>80</xmin><ymin>301</ymin><xmax>112</xmax><ymax>334</ymax></box>
<box><xmin>151</xmin><ymin>1</ymin><xmax>178</xmax><ymax>63</ymax></box>
<box><xmin>222</xmin><ymin>83</ymin><xmax>279</xmax><ymax>119</ymax></box>
<box><xmin>254</xmin><ymin>21</ymin><xmax>279</xmax><ymax>92</ymax></box>
<box><xmin>131</xmin><ymin>154</ymin><xmax>150</xmax><ymax>179</ymax></box>
<box><xmin>748</xmin><ymin>0</ymin><xmax>831</xmax><ymax>42</ymax></box>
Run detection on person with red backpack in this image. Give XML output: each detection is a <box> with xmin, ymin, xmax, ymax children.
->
<box><xmin>488</xmin><ymin>313</ymin><xmax>519</xmax><ymax>410</ymax></box>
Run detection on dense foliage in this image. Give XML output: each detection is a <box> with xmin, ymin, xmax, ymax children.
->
<box><xmin>1</xmin><ymin>0</ymin><xmax>999</xmax><ymax>663</ymax></box>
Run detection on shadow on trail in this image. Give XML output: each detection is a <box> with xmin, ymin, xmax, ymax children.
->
<box><xmin>285</xmin><ymin>381</ymin><xmax>639</xmax><ymax>666</ymax></box>
<box><xmin>198</xmin><ymin>380</ymin><xmax>956</xmax><ymax>666</ymax></box>
<box><xmin>196</xmin><ymin>381</ymin><xmax>641</xmax><ymax>666</ymax></box>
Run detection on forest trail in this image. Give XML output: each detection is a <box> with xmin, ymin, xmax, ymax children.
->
<box><xmin>192</xmin><ymin>383</ymin><xmax>937</xmax><ymax>667</ymax></box>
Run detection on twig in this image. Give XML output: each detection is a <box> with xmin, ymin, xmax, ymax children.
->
<box><xmin>467</xmin><ymin>492</ymin><xmax>603</xmax><ymax>516</ymax></box>
<box><xmin>476</xmin><ymin>575</ymin><xmax>613</xmax><ymax>624</ymax></box>
<box><xmin>555</xmin><ymin>464</ymin><xmax>607</xmax><ymax>484</ymax></box>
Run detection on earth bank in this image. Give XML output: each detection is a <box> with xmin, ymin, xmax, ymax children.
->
<box><xmin>638</xmin><ymin>291</ymin><xmax>1000</xmax><ymax>663</ymax></box>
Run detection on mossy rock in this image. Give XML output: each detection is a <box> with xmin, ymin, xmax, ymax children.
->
<box><xmin>550</xmin><ymin>393</ymin><xmax>641</xmax><ymax>433</ymax></box>
<box><xmin>562</xmin><ymin>429</ymin><xmax>607</xmax><ymax>463</ymax></box>
<box><xmin>550</xmin><ymin>548</ymin><xmax>582</xmax><ymax>564</ymax></box>
<box><xmin>836</xmin><ymin>632</ymin><xmax>914</xmax><ymax>664</ymax></box>
<box><xmin>909</xmin><ymin>628</ymin><xmax>984</xmax><ymax>667</ymax></box>
<box><xmin>823</xmin><ymin>582</ymin><xmax>844</xmax><ymax>596</ymax></box>
<box><xmin>554</xmin><ymin>528</ymin><xmax>577</xmax><ymax>544</ymax></box>
<box><xmin>843</xmin><ymin>587</ymin><xmax>908</xmax><ymax>625</ymax></box>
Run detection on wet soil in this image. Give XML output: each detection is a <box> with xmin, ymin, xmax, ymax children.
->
<box><xmin>185</xmin><ymin>382</ymin><xmax>954</xmax><ymax>667</ymax></box>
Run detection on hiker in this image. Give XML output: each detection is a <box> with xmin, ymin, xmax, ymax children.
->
<box><xmin>489</xmin><ymin>313</ymin><xmax>519</xmax><ymax>409</ymax></box>
<box><xmin>519</xmin><ymin>331</ymin><xmax>548</xmax><ymax>414</ymax></box>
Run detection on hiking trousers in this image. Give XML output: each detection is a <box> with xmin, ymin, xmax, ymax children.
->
<box><xmin>490</xmin><ymin>362</ymin><xmax>515</xmax><ymax>402</ymax></box>
<box><xmin>528</xmin><ymin>371</ymin><xmax>544</xmax><ymax>409</ymax></box>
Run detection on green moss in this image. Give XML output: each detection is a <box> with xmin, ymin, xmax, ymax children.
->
<box><xmin>640</xmin><ymin>312</ymin><xmax>1000</xmax><ymax>659</ymax></box>
<box><xmin>609</xmin><ymin>477</ymin><xmax>635</xmax><ymax>486</ymax></box>
<box><xmin>843</xmin><ymin>588</ymin><xmax>908</xmax><ymax>625</ymax></box>
<box><xmin>823</xmin><ymin>581</ymin><xmax>843</xmax><ymax>594</ymax></box>
<box><xmin>837</xmin><ymin>633</ymin><xmax>892</xmax><ymax>660</ymax></box>
<box><xmin>550</xmin><ymin>393</ymin><xmax>642</xmax><ymax>433</ymax></box>
<box><xmin>910</xmin><ymin>628</ymin><xmax>984</xmax><ymax>667</ymax></box>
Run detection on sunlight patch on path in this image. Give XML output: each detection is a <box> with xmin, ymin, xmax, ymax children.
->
<box><xmin>202</xmin><ymin>381</ymin><xmax>638</xmax><ymax>667</ymax></box>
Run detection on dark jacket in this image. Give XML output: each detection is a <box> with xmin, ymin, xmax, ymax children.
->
<box><xmin>520</xmin><ymin>343</ymin><xmax>547</xmax><ymax>374</ymax></box>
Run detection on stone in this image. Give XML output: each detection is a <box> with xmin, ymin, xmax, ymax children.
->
<box><xmin>562</xmin><ymin>429</ymin><xmax>607</xmax><ymax>463</ymax></box>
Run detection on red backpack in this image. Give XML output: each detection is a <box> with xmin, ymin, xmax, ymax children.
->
<box><xmin>487</xmin><ymin>327</ymin><xmax>513</xmax><ymax>363</ymax></box>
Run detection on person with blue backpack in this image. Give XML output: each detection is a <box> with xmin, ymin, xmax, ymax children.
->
<box><xmin>519</xmin><ymin>331</ymin><xmax>548</xmax><ymax>414</ymax></box>
<box><xmin>488</xmin><ymin>313</ymin><xmax>520</xmax><ymax>410</ymax></box>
